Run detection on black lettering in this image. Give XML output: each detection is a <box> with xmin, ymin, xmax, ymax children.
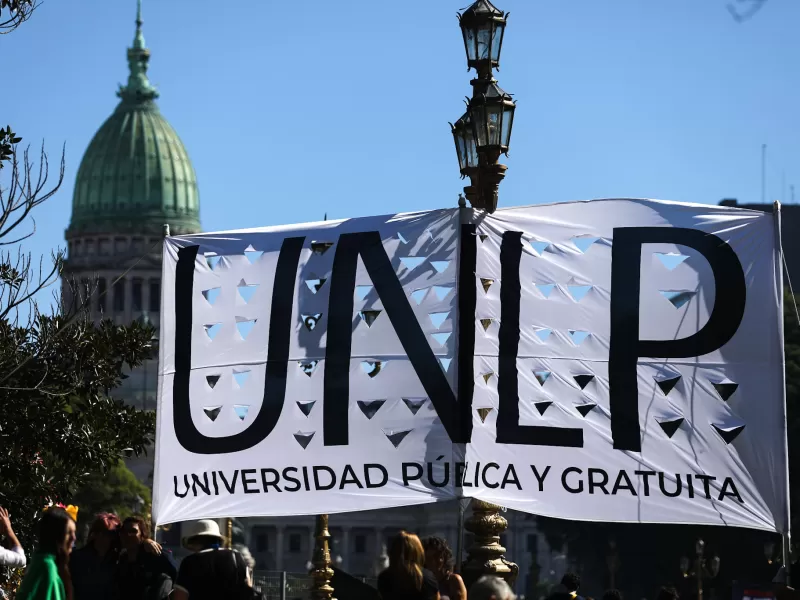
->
<box><xmin>457</xmin><ymin>225</ymin><xmax>478</xmax><ymax>443</ymax></box>
<box><xmin>610</xmin><ymin>227</ymin><xmax>746</xmax><ymax>451</ymax></box>
<box><xmin>402</xmin><ymin>463</ymin><xmax>423</xmax><ymax>486</ymax></box>
<box><xmin>474</xmin><ymin>461</ymin><xmax>481</xmax><ymax>487</ymax></box>
<box><xmin>174</xmin><ymin>474</ymin><xmax>190</xmax><ymax>498</ymax></box>
<box><xmin>456</xmin><ymin>462</ymin><xmax>471</xmax><ymax>487</ymax></box>
<box><xmin>313</xmin><ymin>466</ymin><xmax>336</xmax><ymax>491</ymax></box>
<box><xmin>686</xmin><ymin>474</ymin><xmax>695</xmax><ymax>498</ymax></box>
<box><xmin>428</xmin><ymin>460</ymin><xmax>450</xmax><ymax>488</ymax></box>
<box><xmin>659</xmin><ymin>473</ymin><xmax>682</xmax><ymax>497</ymax></box>
<box><xmin>501</xmin><ymin>464</ymin><xmax>522</xmax><ymax>490</ymax></box>
<box><xmin>191</xmin><ymin>472</ymin><xmax>210</xmax><ymax>496</ymax></box>
<box><xmin>611</xmin><ymin>470</ymin><xmax>636</xmax><ymax>496</ymax></box>
<box><xmin>364</xmin><ymin>464</ymin><xmax>388</xmax><ymax>489</ymax></box>
<box><xmin>283</xmin><ymin>467</ymin><xmax>301</xmax><ymax>492</ymax></box>
<box><xmin>635</xmin><ymin>470</ymin><xmax>655</xmax><ymax>496</ymax></box>
<box><xmin>562</xmin><ymin>467</ymin><xmax>583</xmax><ymax>493</ymax></box>
<box><xmin>719</xmin><ymin>477</ymin><xmax>743</xmax><ymax>503</ymax></box>
<box><xmin>211</xmin><ymin>471</ymin><xmax>219</xmax><ymax>495</ymax></box>
<box><xmin>324</xmin><ymin>231</ymin><xmax>467</xmax><ymax>445</ymax></box>
<box><xmin>261</xmin><ymin>468</ymin><xmax>282</xmax><ymax>492</ymax></box>
<box><xmin>530</xmin><ymin>465</ymin><xmax>551</xmax><ymax>492</ymax></box>
<box><xmin>588</xmin><ymin>468</ymin><xmax>610</xmax><ymax>495</ymax></box>
<box><xmin>173</xmin><ymin>239</ymin><xmax>304</xmax><ymax>454</ymax></box>
<box><xmin>496</xmin><ymin>232</ymin><xmax>583</xmax><ymax>448</ymax></box>
<box><xmin>339</xmin><ymin>465</ymin><xmax>364</xmax><ymax>489</ymax></box>
<box><xmin>302</xmin><ymin>466</ymin><xmax>310</xmax><ymax>491</ymax></box>
<box><xmin>695</xmin><ymin>474</ymin><xmax>715</xmax><ymax>499</ymax></box>
<box><xmin>482</xmin><ymin>463</ymin><xmax>500</xmax><ymax>489</ymax></box>
<box><xmin>218</xmin><ymin>470</ymin><xmax>238</xmax><ymax>494</ymax></box>
<box><xmin>242</xmin><ymin>469</ymin><xmax>259</xmax><ymax>494</ymax></box>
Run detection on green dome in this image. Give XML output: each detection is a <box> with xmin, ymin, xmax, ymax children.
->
<box><xmin>68</xmin><ymin>1</ymin><xmax>200</xmax><ymax>236</ymax></box>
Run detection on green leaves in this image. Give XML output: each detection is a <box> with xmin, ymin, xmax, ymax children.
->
<box><xmin>0</xmin><ymin>312</ymin><xmax>157</xmax><ymax>548</ymax></box>
<box><xmin>0</xmin><ymin>125</ymin><xmax>21</xmax><ymax>167</ymax></box>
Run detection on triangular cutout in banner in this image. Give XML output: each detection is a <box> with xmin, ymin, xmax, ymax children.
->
<box><xmin>293</xmin><ymin>431</ymin><xmax>315</xmax><ymax>449</ymax></box>
<box><xmin>384</xmin><ymin>429</ymin><xmax>412</xmax><ymax>448</ymax></box>
<box><xmin>476</xmin><ymin>407</ymin><xmax>493</xmax><ymax>423</ymax></box>
<box><xmin>203</xmin><ymin>406</ymin><xmax>221</xmax><ymax>421</ymax></box>
<box><xmin>297</xmin><ymin>401</ymin><xmax>316</xmax><ymax>417</ymax></box>
<box><xmin>658</xmin><ymin>417</ymin><xmax>684</xmax><ymax>438</ymax></box>
<box><xmin>357</xmin><ymin>400</ymin><xmax>386</xmax><ymax>420</ymax></box>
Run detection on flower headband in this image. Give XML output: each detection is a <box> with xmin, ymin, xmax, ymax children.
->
<box><xmin>43</xmin><ymin>503</ymin><xmax>79</xmax><ymax>522</ymax></box>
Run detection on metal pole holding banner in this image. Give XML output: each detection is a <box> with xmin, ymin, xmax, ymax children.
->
<box><xmin>310</xmin><ymin>514</ymin><xmax>335</xmax><ymax>600</ymax></box>
<box><xmin>456</xmin><ymin>499</ymin><xmax>466</xmax><ymax>573</ymax></box>
<box><xmin>225</xmin><ymin>518</ymin><xmax>233</xmax><ymax>549</ymax></box>
<box><xmin>774</xmin><ymin>200</ymin><xmax>793</xmax><ymax>588</ymax></box>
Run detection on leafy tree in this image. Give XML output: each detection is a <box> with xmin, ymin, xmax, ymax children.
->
<box><xmin>0</xmin><ymin>1</ymin><xmax>155</xmax><ymax>586</ymax></box>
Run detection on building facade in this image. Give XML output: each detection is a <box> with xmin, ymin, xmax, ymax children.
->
<box><xmin>64</xmin><ymin>3</ymin><xmax>558</xmax><ymax>592</ymax></box>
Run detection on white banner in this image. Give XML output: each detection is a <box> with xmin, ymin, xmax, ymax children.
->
<box><xmin>153</xmin><ymin>199</ymin><xmax>789</xmax><ymax>534</ymax></box>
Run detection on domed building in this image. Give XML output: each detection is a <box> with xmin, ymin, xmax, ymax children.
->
<box><xmin>62</xmin><ymin>1</ymin><xmax>200</xmax><ymax>478</ymax></box>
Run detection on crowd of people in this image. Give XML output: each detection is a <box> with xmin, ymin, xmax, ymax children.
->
<box><xmin>2</xmin><ymin>507</ymin><xmax>796</xmax><ymax>600</ymax></box>
<box><xmin>0</xmin><ymin>505</ymin><xmax>256</xmax><ymax>600</ymax></box>
<box><xmin>376</xmin><ymin>529</ymin><xmax>673</xmax><ymax>600</ymax></box>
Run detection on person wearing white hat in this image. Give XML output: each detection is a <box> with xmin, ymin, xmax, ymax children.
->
<box><xmin>171</xmin><ymin>520</ymin><xmax>254</xmax><ymax>600</ymax></box>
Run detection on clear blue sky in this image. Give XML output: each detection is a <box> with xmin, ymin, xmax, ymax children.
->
<box><xmin>3</xmin><ymin>0</ymin><xmax>798</xmax><ymax>272</ymax></box>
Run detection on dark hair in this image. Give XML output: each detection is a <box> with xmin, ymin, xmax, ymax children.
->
<box><xmin>656</xmin><ymin>587</ymin><xmax>679</xmax><ymax>600</ymax></box>
<box><xmin>38</xmin><ymin>508</ymin><xmax>74</xmax><ymax>600</ymax></box>
<box><xmin>561</xmin><ymin>573</ymin><xmax>581</xmax><ymax>593</ymax></box>
<box><xmin>122</xmin><ymin>516</ymin><xmax>150</xmax><ymax>540</ymax></box>
<box><xmin>602</xmin><ymin>590</ymin><xmax>623</xmax><ymax>600</ymax></box>
<box><xmin>88</xmin><ymin>513</ymin><xmax>120</xmax><ymax>544</ymax></box>
<box><xmin>187</xmin><ymin>534</ymin><xmax>224</xmax><ymax>549</ymax></box>
<box><xmin>423</xmin><ymin>536</ymin><xmax>454</xmax><ymax>575</ymax></box>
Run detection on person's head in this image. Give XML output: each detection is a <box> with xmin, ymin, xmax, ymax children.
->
<box><xmin>561</xmin><ymin>573</ymin><xmax>581</xmax><ymax>594</ymax></box>
<box><xmin>38</xmin><ymin>507</ymin><xmax>77</xmax><ymax>600</ymax></box>
<box><xmin>87</xmin><ymin>513</ymin><xmax>121</xmax><ymax>553</ymax></box>
<box><xmin>422</xmin><ymin>536</ymin><xmax>454</xmax><ymax>577</ymax></box>
<box><xmin>602</xmin><ymin>590</ymin><xmax>623</xmax><ymax>600</ymax></box>
<box><xmin>38</xmin><ymin>507</ymin><xmax>77</xmax><ymax>557</ymax></box>
<box><xmin>655</xmin><ymin>587</ymin><xmax>679</xmax><ymax>600</ymax></box>
<box><xmin>120</xmin><ymin>516</ymin><xmax>149</xmax><ymax>552</ymax></box>
<box><xmin>387</xmin><ymin>531</ymin><xmax>425</xmax><ymax>591</ymax></box>
<box><xmin>469</xmin><ymin>575</ymin><xmax>516</xmax><ymax>600</ymax></box>
<box><xmin>181</xmin><ymin>519</ymin><xmax>226</xmax><ymax>552</ymax></box>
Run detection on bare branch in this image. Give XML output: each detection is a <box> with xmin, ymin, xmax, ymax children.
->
<box><xmin>0</xmin><ymin>0</ymin><xmax>37</xmax><ymax>34</ymax></box>
<box><xmin>0</xmin><ymin>143</ymin><xmax>64</xmax><ymax>242</ymax></box>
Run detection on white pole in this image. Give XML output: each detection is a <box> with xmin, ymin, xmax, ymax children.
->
<box><xmin>774</xmin><ymin>200</ymin><xmax>792</xmax><ymax>587</ymax></box>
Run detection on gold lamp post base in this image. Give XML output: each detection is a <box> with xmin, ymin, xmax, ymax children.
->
<box><xmin>461</xmin><ymin>500</ymin><xmax>519</xmax><ymax>590</ymax></box>
<box><xmin>311</xmin><ymin>514</ymin><xmax>336</xmax><ymax>600</ymax></box>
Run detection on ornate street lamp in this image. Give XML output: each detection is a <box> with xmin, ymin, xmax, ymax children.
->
<box><xmin>457</xmin><ymin>0</ymin><xmax>508</xmax><ymax>79</ymax></box>
<box><xmin>450</xmin><ymin>112</ymin><xmax>479</xmax><ymax>205</ymax></box>
<box><xmin>452</xmin><ymin>0</ymin><xmax>515</xmax><ymax>214</ymax></box>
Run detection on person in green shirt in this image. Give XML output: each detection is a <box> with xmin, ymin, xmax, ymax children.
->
<box><xmin>17</xmin><ymin>506</ymin><xmax>77</xmax><ymax>600</ymax></box>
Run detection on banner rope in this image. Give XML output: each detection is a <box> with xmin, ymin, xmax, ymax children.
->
<box><xmin>783</xmin><ymin>252</ymin><xmax>800</xmax><ymax>327</ymax></box>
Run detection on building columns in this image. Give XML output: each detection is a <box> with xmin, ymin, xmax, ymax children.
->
<box><xmin>341</xmin><ymin>526</ymin><xmax>351</xmax><ymax>572</ymax></box>
<box><xmin>275</xmin><ymin>525</ymin><xmax>285</xmax><ymax>571</ymax></box>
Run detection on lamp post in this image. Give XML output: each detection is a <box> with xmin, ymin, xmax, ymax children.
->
<box><xmin>451</xmin><ymin>0</ymin><xmax>515</xmax><ymax>213</ymax></box>
<box><xmin>461</xmin><ymin>500</ymin><xmax>519</xmax><ymax>590</ymax></box>
<box><xmin>310</xmin><ymin>514</ymin><xmax>335</xmax><ymax>600</ymax></box>
<box><xmin>679</xmin><ymin>539</ymin><xmax>721</xmax><ymax>600</ymax></box>
<box><xmin>606</xmin><ymin>539</ymin><xmax>620</xmax><ymax>589</ymax></box>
